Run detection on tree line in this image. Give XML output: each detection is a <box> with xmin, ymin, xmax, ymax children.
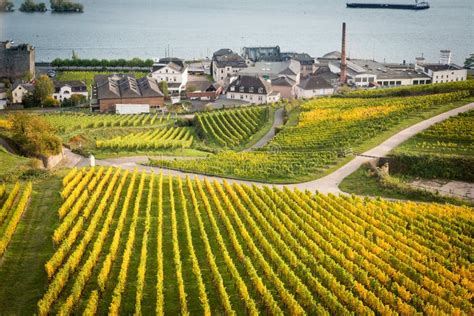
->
<box><xmin>51</xmin><ymin>57</ymin><xmax>154</xmax><ymax>68</ymax></box>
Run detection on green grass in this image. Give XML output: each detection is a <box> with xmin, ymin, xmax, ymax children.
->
<box><xmin>339</xmin><ymin>164</ymin><xmax>469</xmax><ymax>206</ymax></box>
<box><xmin>0</xmin><ymin>172</ymin><xmax>66</xmax><ymax>314</ymax></box>
<box><xmin>0</xmin><ymin>148</ymin><xmax>35</xmax><ymax>181</ymax></box>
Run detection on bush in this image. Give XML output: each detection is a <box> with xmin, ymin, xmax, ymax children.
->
<box><xmin>389</xmin><ymin>153</ymin><xmax>474</xmax><ymax>182</ymax></box>
<box><xmin>43</xmin><ymin>96</ymin><xmax>60</xmax><ymax>108</ymax></box>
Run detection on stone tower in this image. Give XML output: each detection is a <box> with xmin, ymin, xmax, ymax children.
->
<box><xmin>0</xmin><ymin>41</ymin><xmax>35</xmax><ymax>80</ymax></box>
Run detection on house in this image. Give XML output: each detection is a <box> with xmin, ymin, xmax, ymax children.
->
<box><xmin>271</xmin><ymin>76</ymin><xmax>296</xmax><ymax>99</ymax></box>
<box><xmin>186</xmin><ymin>80</ymin><xmax>222</xmax><ymax>101</ymax></box>
<box><xmin>295</xmin><ymin>75</ymin><xmax>334</xmax><ymax>99</ymax></box>
<box><xmin>329</xmin><ymin>59</ymin><xmax>431</xmax><ymax>87</ymax></box>
<box><xmin>151</xmin><ymin>57</ymin><xmax>188</xmax><ymax>94</ymax></box>
<box><xmin>242</xmin><ymin>46</ymin><xmax>282</xmax><ymax>62</ymax></box>
<box><xmin>93</xmin><ymin>74</ymin><xmax>164</xmax><ymax>112</ymax></box>
<box><xmin>240</xmin><ymin>59</ymin><xmax>301</xmax><ymax>84</ymax></box>
<box><xmin>11</xmin><ymin>82</ymin><xmax>34</xmax><ymax>104</ymax></box>
<box><xmin>211</xmin><ymin>49</ymin><xmax>247</xmax><ymax>83</ymax></box>
<box><xmin>226</xmin><ymin>75</ymin><xmax>280</xmax><ymax>105</ymax></box>
<box><xmin>282</xmin><ymin>52</ymin><xmax>316</xmax><ymax>75</ymax></box>
<box><xmin>52</xmin><ymin>80</ymin><xmax>88</xmax><ymax>102</ymax></box>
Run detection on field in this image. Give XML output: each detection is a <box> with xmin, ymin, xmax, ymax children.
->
<box><xmin>0</xmin><ymin>148</ymin><xmax>36</xmax><ymax>181</ymax></box>
<box><xmin>195</xmin><ymin>106</ymin><xmax>270</xmax><ymax>148</ymax></box>
<box><xmin>342</xmin><ymin>80</ymin><xmax>474</xmax><ymax>98</ymax></box>
<box><xmin>393</xmin><ymin>110</ymin><xmax>473</xmax><ymax>157</ymax></box>
<box><xmin>150</xmin><ymin>91</ymin><xmax>473</xmax><ymax>182</ymax></box>
<box><xmin>0</xmin><ymin>168</ymin><xmax>470</xmax><ymax>314</ymax></box>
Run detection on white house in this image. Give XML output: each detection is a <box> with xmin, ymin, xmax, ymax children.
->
<box><xmin>295</xmin><ymin>75</ymin><xmax>334</xmax><ymax>99</ymax></box>
<box><xmin>52</xmin><ymin>80</ymin><xmax>88</xmax><ymax>102</ymax></box>
<box><xmin>12</xmin><ymin>82</ymin><xmax>34</xmax><ymax>104</ymax></box>
<box><xmin>212</xmin><ymin>49</ymin><xmax>247</xmax><ymax>84</ymax></box>
<box><xmin>151</xmin><ymin>57</ymin><xmax>188</xmax><ymax>94</ymax></box>
<box><xmin>226</xmin><ymin>75</ymin><xmax>280</xmax><ymax>105</ymax></box>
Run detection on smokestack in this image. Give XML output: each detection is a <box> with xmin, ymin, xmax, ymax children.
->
<box><xmin>340</xmin><ymin>22</ymin><xmax>348</xmax><ymax>84</ymax></box>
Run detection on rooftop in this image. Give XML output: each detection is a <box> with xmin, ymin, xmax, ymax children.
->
<box><xmin>298</xmin><ymin>74</ymin><xmax>333</xmax><ymax>90</ymax></box>
<box><xmin>423</xmin><ymin>64</ymin><xmax>463</xmax><ymax>72</ymax></box>
<box><xmin>227</xmin><ymin>75</ymin><xmax>272</xmax><ymax>95</ymax></box>
<box><xmin>240</xmin><ymin>60</ymin><xmax>300</xmax><ymax>79</ymax></box>
<box><xmin>94</xmin><ymin>74</ymin><xmax>163</xmax><ymax>100</ymax></box>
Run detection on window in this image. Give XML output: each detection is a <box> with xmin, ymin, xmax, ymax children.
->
<box><xmin>240</xmin><ymin>95</ymin><xmax>244</xmax><ymax>99</ymax></box>
<box><xmin>258</xmin><ymin>96</ymin><xmax>263</xmax><ymax>101</ymax></box>
<box><xmin>239</xmin><ymin>87</ymin><xmax>245</xmax><ymax>93</ymax></box>
<box><xmin>258</xmin><ymin>88</ymin><xmax>263</xmax><ymax>94</ymax></box>
<box><xmin>249</xmin><ymin>87</ymin><xmax>254</xmax><ymax>93</ymax></box>
<box><xmin>221</xmin><ymin>69</ymin><xmax>223</xmax><ymax>73</ymax></box>
<box><xmin>230</xmin><ymin>86</ymin><xmax>235</xmax><ymax>92</ymax></box>
<box><xmin>166</xmin><ymin>69</ymin><xmax>168</xmax><ymax>73</ymax></box>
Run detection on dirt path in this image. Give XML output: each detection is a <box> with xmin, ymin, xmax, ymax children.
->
<box><xmin>67</xmin><ymin>102</ymin><xmax>474</xmax><ymax>194</ymax></box>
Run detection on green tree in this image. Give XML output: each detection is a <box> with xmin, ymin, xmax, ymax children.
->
<box><xmin>34</xmin><ymin>75</ymin><xmax>54</xmax><ymax>107</ymax></box>
<box><xmin>9</xmin><ymin>113</ymin><xmax>62</xmax><ymax>156</ymax></box>
<box><xmin>159</xmin><ymin>81</ymin><xmax>169</xmax><ymax>97</ymax></box>
<box><xmin>464</xmin><ymin>54</ymin><xmax>474</xmax><ymax>69</ymax></box>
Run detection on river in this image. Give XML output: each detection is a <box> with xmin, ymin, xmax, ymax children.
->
<box><xmin>1</xmin><ymin>0</ymin><xmax>472</xmax><ymax>64</ymax></box>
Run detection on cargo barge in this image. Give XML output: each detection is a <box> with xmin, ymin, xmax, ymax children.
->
<box><xmin>347</xmin><ymin>1</ymin><xmax>430</xmax><ymax>10</ymax></box>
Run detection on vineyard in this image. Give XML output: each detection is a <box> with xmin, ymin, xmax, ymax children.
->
<box><xmin>341</xmin><ymin>80</ymin><xmax>474</xmax><ymax>98</ymax></box>
<box><xmin>35</xmin><ymin>167</ymin><xmax>473</xmax><ymax>315</ymax></box>
<box><xmin>43</xmin><ymin>112</ymin><xmax>171</xmax><ymax>132</ymax></box>
<box><xmin>389</xmin><ymin>110</ymin><xmax>474</xmax><ymax>181</ymax></box>
<box><xmin>394</xmin><ymin>110</ymin><xmax>474</xmax><ymax>156</ymax></box>
<box><xmin>150</xmin><ymin>91</ymin><xmax>472</xmax><ymax>182</ymax></box>
<box><xmin>0</xmin><ymin>182</ymin><xmax>32</xmax><ymax>258</ymax></box>
<box><xmin>96</xmin><ymin>127</ymin><xmax>194</xmax><ymax>150</ymax></box>
<box><xmin>195</xmin><ymin>106</ymin><xmax>270</xmax><ymax>147</ymax></box>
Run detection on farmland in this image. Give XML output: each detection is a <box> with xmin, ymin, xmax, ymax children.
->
<box><xmin>151</xmin><ymin>91</ymin><xmax>473</xmax><ymax>182</ymax></box>
<box><xmin>0</xmin><ymin>168</ymin><xmax>470</xmax><ymax>314</ymax></box>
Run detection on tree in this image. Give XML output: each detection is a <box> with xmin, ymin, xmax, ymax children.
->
<box><xmin>464</xmin><ymin>54</ymin><xmax>474</xmax><ymax>69</ymax></box>
<box><xmin>159</xmin><ymin>81</ymin><xmax>169</xmax><ymax>97</ymax></box>
<box><xmin>9</xmin><ymin>113</ymin><xmax>62</xmax><ymax>157</ymax></box>
<box><xmin>34</xmin><ymin>75</ymin><xmax>54</xmax><ymax>107</ymax></box>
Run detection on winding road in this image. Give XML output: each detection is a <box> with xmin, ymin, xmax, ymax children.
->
<box><xmin>63</xmin><ymin>102</ymin><xmax>474</xmax><ymax>194</ymax></box>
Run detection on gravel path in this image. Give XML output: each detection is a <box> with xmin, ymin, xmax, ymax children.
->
<box><xmin>63</xmin><ymin>102</ymin><xmax>474</xmax><ymax>194</ymax></box>
<box><xmin>244</xmin><ymin>107</ymin><xmax>285</xmax><ymax>151</ymax></box>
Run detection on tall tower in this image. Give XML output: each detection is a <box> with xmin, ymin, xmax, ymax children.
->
<box><xmin>439</xmin><ymin>50</ymin><xmax>452</xmax><ymax>65</ymax></box>
<box><xmin>340</xmin><ymin>22</ymin><xmax>348</xmax><ymax>84</ymax></box>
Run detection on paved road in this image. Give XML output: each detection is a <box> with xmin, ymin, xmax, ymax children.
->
<box><xmin>244</xmin><ymin>108</ymin><xmax>285</xmax><ymax>151</ymax></box>
<box><xmin>64</xmin><ymin>102</ymin><xmax>474</xmax><ymax>194</ymax></box>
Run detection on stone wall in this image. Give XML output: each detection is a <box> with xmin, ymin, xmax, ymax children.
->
<box><xmin>41</xmin><ymin>149</ymin><xmax>64</xmax><ymax>169</ymax></box>
<box><xmin>0</xmin><ymin>42</ymin><xmax>35</xmax><ymax>80</ymax></box>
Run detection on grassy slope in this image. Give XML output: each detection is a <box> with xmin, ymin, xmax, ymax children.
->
<box><xmin>0</xmin><ymin>172</ymin><xmax>65</xmax><ymax>314</ymax></box>
<box><xmin>0</xmin><ymin>148</ymin><xmax>33</xmax><ymax>180</ymax></box>
<box><xmin>339</xmin><ymin>165</ymin><xmax>469</xmax><ymax>205</ymax></box>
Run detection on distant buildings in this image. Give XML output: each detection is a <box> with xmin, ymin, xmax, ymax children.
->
<box><xmin>53</xmin><ymin>80</ymin><xmax>88</xmax><ymax>102</ymax></box>
<box><xmin>0</xmin><ymin>41</ymin><xmax>35</xmax><ymax>80</ymax></box>
<box><xmin>415</xmin><ymin>56</ymin><xmax>467</xmax><ymax>84</ymax></box>
<box><xmin>151</xmin><ymin>57</ymin><xmax>189</xmax><ymax>94</ymax></box>
<box><xmin>226</xmin><ymin>75</ymin><xmax>280</xmax><ymax>105</ymax></box>
<box><xmin>93</xmin><ymin>74</ymin><xmax>164</xmax><ymax>112</ymax></box>
<box><xmin>242</xmin><ymin>46</ymin><xmax>282</xmax><ymax>62</ymax></box>
<box><xmin>211</xmin><ymin>49</ymin><xmax>247</xmax><ymax>83</ymax></box>
<box><xmin>240</xmin><ymin>59</ymin><xmax>301</xmax><ymax>83</ymax></box>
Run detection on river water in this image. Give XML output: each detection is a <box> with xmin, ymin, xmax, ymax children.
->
<box><xmin>1</xmin><ymin>0</ymin><xmax>472</xmax><ymax>64</ymax></box>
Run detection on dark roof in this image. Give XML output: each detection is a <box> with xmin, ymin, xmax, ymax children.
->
<box><xmin>152</xmin><ymin>60</ymin><xmax>185</xmax><ymax>73</ymax></box>
<box><xmin>227</xmin><ymin>75</ymin><xmax>272</xmax><ymax>95</ymax></box>
<box><xmin>187</xmin><ymin>80</ymin><xmax>215</xmax><ymax>92</ymax></box>
<box><xmin>158</xmin><ymin>57</ymin><xmax>185</xmax><ymax>69</ymax></box>
<box><xmin>282</xmin><ymin>52</ymin><xmax>315</xmax><ymax>64</ymax></box>
<box><xmin>271</xmin><ymin>76</ymin><xmax>296</xmax><ymax>87</ymax></box>
<box><xmin>424</xmin><ymin>64</ymin><xmax>463</xmax><ymax>72</ymax></box>
<box><xmin>213</xmin><ymin>48</ymin><xmax>233</xmax><ymax>58</ymax></box>
<box><xmin>12</xmin><ymin>82</ymin><xmax>34</xmax><ymax>93</ymax></box>
<box><xmin>298</xmin><ymin>75</ymin><xmax>333</xmax><ymax>90</ymax></box>
<box><xmin>320</xmin><ymin>51</ymin><xmax>341</xmax><ymax>59</ymax></box>
<box><xmin>214</xmin><ymin>53</ymin><xmax>247</xmax><ymax>69</ymax></box>
<box><xmin>315</xmin><ymin>66</ymin><xmax>339</xmax><ymax>82</ymax></box>
<box><xmin>242</xmin><ymin>46</ymin><xmax>282</xmax><ymax>62</ymax></box>
<box><xmin>95</xmin><ymin>74</ymin><xmax>163</xmax><ymax>100</ymax></box>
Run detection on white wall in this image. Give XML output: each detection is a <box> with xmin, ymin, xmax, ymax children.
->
<box><xmin>12</xmin><ymin>85</ymin><xmax>30</xmax><ymax>104</ymax></box>
<box><xmin>53</xmin><ymin>86</ymin><xmax>88</xmax><ymax>102</ymax></box>
<box><xmin>226</xmin><ymin>91</ymin><xmax>280</xmax><ymax>104</ymax></box>
<box><xmin>152</xmin><ymin>65</ymin><xmax>188</xmax><ymax>86</ymax></box>
<box><xmin>295</xmin><ymin>87</ymin><xmax>334</xmax><ymax>99</ymax></box>
<box><xmin>213</xmin><ymin>62</ymin><xmax>243</xmax><ymax>83</ymax></box>
<box><xmin>431</xmin><ymin>69</ymin><xmax>467</xmax><ymax>83</ymax></box>
<box><xmin>115</xmin><ymin>104</ymin><xmax>150</xmax><ymax>114</ymax></box>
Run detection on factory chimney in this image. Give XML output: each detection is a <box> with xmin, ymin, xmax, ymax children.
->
<box><xmin>340</xmin><ymin>22</ymin><xmax>348</xmax><ymax>84</ymax></box>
